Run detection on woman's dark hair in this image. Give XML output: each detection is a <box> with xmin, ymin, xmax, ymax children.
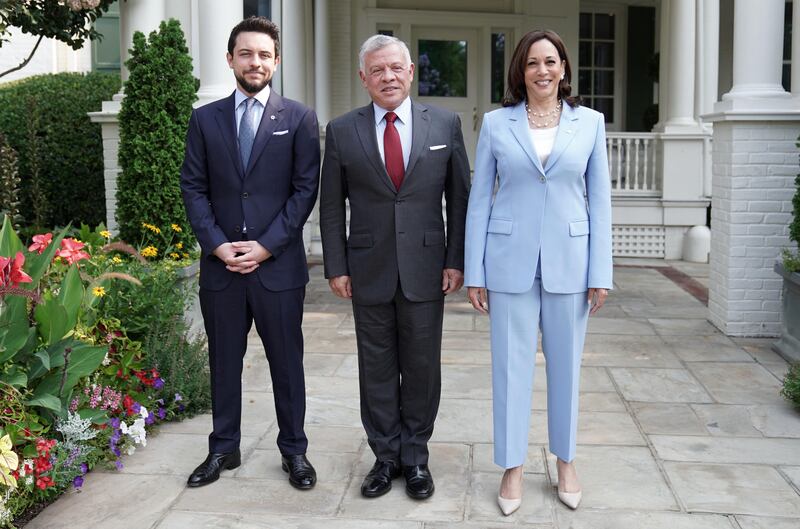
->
<box><xmin>502</xmin><ymin>29</ymin><xmax>580</xmax><ymax>108</ymax></box>
<box><xmin>228</xmin><ymin>16</ymin><xmax>281</xmax><ymax>56</ymax></box>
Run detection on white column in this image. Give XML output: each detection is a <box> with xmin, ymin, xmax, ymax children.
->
<box><xmin>119</xmin><ymin>0</ymin><xmax>166</xmax><ymax>84</ymax></box>
<box><xmin>281</xmin><ymin>0</ymin><xmax>309</xmax><ymax>103</ymax></box>
<box><xmin>722</xmin><ymin>0</ymin><xmax>788</xmax><ymax>101</ymax></box>
<box><xmin>196</xmin><ymin>0</ymin><xmax>243</xmax><ymax>104</ymax></box>
<box><xmin>655</xmin><ymin>0</ymin><xmax>669</xmax><ymax>129</ymax></box>
<box><xmin>314</xmin><ymin>0</ymin><xmax>331</xmax><ymax>124</ymax></box>
<box><xmin>793</xmin><ymin>0</ymin><xmax>800</xmax><ymax>96</ymax></box>
<box><xmin>664</xmin><ymin>0</ymin><xmax>698</xmax><ymax>129</ymax></box>
<box><xmin>696</xmin><ymin>0</ymin><xmax>719</xmax><ymax>119</ymax></box>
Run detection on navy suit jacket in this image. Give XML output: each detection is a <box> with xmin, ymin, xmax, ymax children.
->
<box><xmin>180</xmin><ymin>90</ymin><xmax>320</xmax><ymax>291</ymax></box>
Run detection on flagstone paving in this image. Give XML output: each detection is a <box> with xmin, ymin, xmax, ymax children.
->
<box><xmin>28</xmin><ymin>259</ymin><xmax>800</xmax><ymax>528</ymax></box>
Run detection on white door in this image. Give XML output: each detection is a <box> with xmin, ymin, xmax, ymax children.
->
<box><xmin>410</xmin><ymin>27</ymin><xmax>480</xmax><ymax>167</ymax></box>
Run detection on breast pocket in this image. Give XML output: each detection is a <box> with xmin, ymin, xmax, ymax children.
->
<box><xmin>569</xmin><ymin>219</ymin><xmax>589</xmax><ymax>237</ymax></box>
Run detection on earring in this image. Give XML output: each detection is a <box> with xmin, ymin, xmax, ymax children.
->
<box><xmin>560</xmin><ymin>73</ymin><xmax>565</xmax><ymax>80</ymax></box>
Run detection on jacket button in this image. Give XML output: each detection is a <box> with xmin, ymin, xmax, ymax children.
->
<box><xmin>234</xmin><ymin>225</ymin><xmax>241</xmax><ymax>233</ymax></box>
<box><xmin>539</xmin><ymin>176</ymin><xmax>546</xmax><ymax>182</ymax></box>
<box><xmin>242</xmin><ymin>192</ymin><xmax>249</xmax><ymax>199</ymax></box>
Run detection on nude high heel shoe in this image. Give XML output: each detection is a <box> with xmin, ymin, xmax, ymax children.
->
<box><xmin>497</xmin><ymin>467</ymin><xmax>523</xmax><ymax>516</ymax></box>
<box><xmin>557</xmin><ymin>488</ymin><xmax>582</xmax><ymax>509</ymax></box>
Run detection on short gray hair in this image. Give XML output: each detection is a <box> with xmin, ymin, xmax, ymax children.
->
<box><xmin>358</xmin><ymin>34</ymin><xmax>412</xmax><ymax>71</ymax></box>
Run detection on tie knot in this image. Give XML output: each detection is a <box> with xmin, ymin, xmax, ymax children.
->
<box><xmin>385</xmin><ymin>111</ymin><xmax>398</xmax><ymax>124</ymax></box>
<box><xmin>244</xmin><ymin>97</ymin><xmax>255</xmax><ymax>110</ymax></box>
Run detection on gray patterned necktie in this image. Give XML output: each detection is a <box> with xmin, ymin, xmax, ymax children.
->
<box><xmin>239</xmin><ymin>97</ymin><xmax>256</xmax><ymax>168</ymax></box>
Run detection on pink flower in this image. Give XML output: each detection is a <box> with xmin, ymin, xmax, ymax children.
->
<box><xmin>55</xmin><ymin>238</ymin><xmax>90</xmax><ymax>265</ymax></box>
<box><xmin>28</xmin><ymin>233</ymin><xmax>53</xmax><ymax>254</ymax></box>
<box><xmin>0</xmin><ymin>252</ymin><xmax>33</xmax><ymax>287</ymax></box>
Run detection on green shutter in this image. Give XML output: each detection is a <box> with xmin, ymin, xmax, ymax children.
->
<box><xmin>92</xmin><ymin>1</ymin><xmax>121</xmax><ymax>73</ymax></box>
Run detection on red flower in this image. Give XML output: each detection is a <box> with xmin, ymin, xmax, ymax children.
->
<box><xmin>123</xmin><ymin>394</ymin><xmax>136</xmax><ymax>415</ymax></box>
<box><xmin>35</xmin><ymin>437</ymin><xmax>57</xmax><ymax>457</ymax></box>
<box><xmin>36</xmin><ymin>476</ymin><xmax>54</xmax><ymax>490</ymax></box>
<box><xmin>34</xmin><ymin>456</ymin><xmax>52</xmax><ymax>474</ymax></box>
<box><xmin>28</xmin><ymin>233</ymin><xmax>53</xmax><ymax>254</ymax></box>
<box><xmin>55</xmin><ymin>238</ymin><xmax>90</xmax><ymax>265</ymax></box>
<box><xmin>0</xmin><ymin>252</ymin><xmax>33</xmax><ymax>288</ymax></box>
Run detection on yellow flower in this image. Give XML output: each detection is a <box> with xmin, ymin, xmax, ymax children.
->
<box><xmin>100</xmin><ymin>230</ymin><xmax>111</xmax><ymax>238</ymax></box>
<box><xmin>182</xmin><ymin>253</ymin><xmax>190</xmax><ymax>259</ymax></box>
<box><xmin>92</xmin><ymin>286</ymin><xmax>106</xmax><ymax>297</ymax></box>
<box><xmin>112</xmin><ymin>256</ymin><xmax>123</xmax><ymax>264</ymax></box>
<box><xmin>0</xmin><ymin>434</ymin><xmax>19</xmax><ymax>489</ymax></box>
<box><xmin>171</xmin><ymin>224</ymin><xmax>182</xmax><ymax>233</ymax></box>
<box><xmin>141</xmin><ymin>246</ymin><xmax>158</xmax><ymax>258</ymax></box>
<box><xmin>175</xmin><ymin>242</ymin><xmax>183</xmax><ymax>250</ymax></box>
<box><xmin>142</xmin><ymin>223</ymin><xmax>161</xmax><ymax>234</ymax></box>
<box><xmin>170</xmin><ymin>252</ymin><xmax>180</xmax><ymax>259</ymax></box>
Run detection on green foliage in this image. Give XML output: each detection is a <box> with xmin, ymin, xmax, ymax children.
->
<box><xmin>782</xmin><ymin>363</ymin><xmax>800</xmax><ymax>408</ymax></box>
<box><xmin>790</xmin><ymin>137</ymin><xmax>800</xmax><ymax>247</ymax></box>
<box><xmin>117</xmin><ymin>19</ymin><xmax>198</xmax><ymax>250</ymax></box>
<box><xmin>0</xmin><ymin>72</ymin><xmax>121</xmax><ymax>230</ymax></box>
<box><xmin>0</xmin><ymin>131</ymin><xmax>22</xmax><ymax>228</ymax></box>
<box><xmin>0</xmin><ymin>0</ymin><xmax>115</xmax><ymax>49</ymax></box>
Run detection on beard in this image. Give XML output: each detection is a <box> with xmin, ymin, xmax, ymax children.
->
<box><xmin>235</xmin><ymin>70</ymin><xmax>271</xmax><ymax>94</ymax></box>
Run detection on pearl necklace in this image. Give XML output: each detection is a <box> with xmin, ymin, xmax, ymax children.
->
<box><xmin>525</xmin><ymin>100</ymin><xmax>562</xmax><ymax>129</ymax></box>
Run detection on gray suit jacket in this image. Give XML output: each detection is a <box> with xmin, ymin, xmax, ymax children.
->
<box><xmin>319</xmin><ymin>100</ymin><xmax>471</xmax><ymax>305</ymax></box>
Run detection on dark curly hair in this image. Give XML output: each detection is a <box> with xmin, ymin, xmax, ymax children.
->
<box><xmin>228</xmin><ymin>16</ymin><xmax>280</xmax><ymax>56</ymax></box>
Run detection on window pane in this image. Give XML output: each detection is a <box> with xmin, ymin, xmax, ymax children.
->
<box><xmin>784</xmin><ymin>1</ymin><xmax>792</xmax><ymax>60</ymax></box>
<box><xmin>583</xmin><ymin>97</ymin><xmax>593</xmax><ymax>109</ymax></box>
<box><xmin>243</xmin><ymin>0</ymin><xmax>271</xmax><ymax>18</ymax></box>
<box><xmin>594</xmin><ymin>97</ymin><xmax>614</xmax><ymax>123</ymax></box>
<box><xmin>579</xmin><ymin>41</ymin><xmax>591</xmax><ymax>66</ymax></box>
<box><xmin>378</xmin><ymin>29</ymin><xmax>394</xmax><ymax>36</ymax></box>
<box><xmin>491</xmin><ymin>33</ymin><xmax>506</xmax><ymax>103</ymax></box>
<box><xmin>580</xmin><ymin>13</ymin><xmax>592</xmax><ymax>39</ymax></box>
<box><xmin>579</xmin><ymin>69</ymin><xmax>591</xmax><ymax>94</ymax></box>
<box><xmin>783</xmin><ymin>63</ymin><xmax>791</xmax><ymax>92</ymax></box>
<box><xmin>418</xmin><ymin>40</ymin><xmax>468</xmax><ymax>97</ymax></box>
<box><xmin>594</xmin><ymin>70</ymin><xmax>614</xmax><ymax>95</ymax></box>
<box><xmin>594</xmin><ymin>42</ymin><xmax>614</xmax><ymax>68</ymax></box>
<box><xmin>594</xmin><ymin>13</ymin><xmax>614</xmax><ymax>40</ymax></box>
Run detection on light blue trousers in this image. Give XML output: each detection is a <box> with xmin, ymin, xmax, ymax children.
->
<box><xmin>488</xmin><ymin>278</ymin><xmax>589</xmax><ymax>468</ymax></box>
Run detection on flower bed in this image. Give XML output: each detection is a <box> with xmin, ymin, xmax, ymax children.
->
<box><xmin>0</xmin><ymin>216</ymin><xmax>208</xmax><ymax>526</ymax></box>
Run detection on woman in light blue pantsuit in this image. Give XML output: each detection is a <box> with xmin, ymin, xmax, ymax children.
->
<box><xmin>464</xmin><ymin>30</ymin><xmax>612</xmax><ymax>515</ymax></box>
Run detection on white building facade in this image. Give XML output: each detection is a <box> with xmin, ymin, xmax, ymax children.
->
<box><xmin>2</xmin><ymin>0</ymin><xmax>798</xmax><ymax>337</ymax></box>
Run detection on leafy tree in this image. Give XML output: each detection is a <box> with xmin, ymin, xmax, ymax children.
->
<box><xmin>0</xmin><ymin>0</ymin><xmax>116</xmax><ymax>80</ymax></box>
<box><xmin>116</xmin><ymin>19</ymin><xmax>197</xmax><ymax>250</ymax></box>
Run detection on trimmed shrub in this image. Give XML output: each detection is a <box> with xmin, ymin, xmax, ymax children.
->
<box><xmin>0</xmin><ymin>72</ymin><xmax>120</xmax><ymax>229</ymax></box>
<box><xmin>783</xmin><ymin>363</ymin><xmax>800</xmax><ymax>408</ymax></box>
<box><xmin>116</xmin><ymin>19</ymin><xmax>197</xmax><ymax>249</ymax></box>
<box><xmin>0</xmin><ymin>131</ymin><xmax>22</xmax><ymax>228</ymax></box>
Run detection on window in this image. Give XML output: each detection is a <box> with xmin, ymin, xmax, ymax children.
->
<box><xmin>491</xmin><ymin>32</ymin><xmax>506</xmax><ymax>103</ymax></box>
<box><xmin>417</xmin><ymin>39</ymin><xmax>468</xmax><ymax>97</ymax></box>
<box><xmin>243</xmin><ymin>0</ymin><xmax>271</xmax><ymax>19</ymax></box>
<box><xmin>784</xmin><ymin>1</ymin><xmax>792</xmax><ymax>91</ymax></box>
<box><xmin>579</xmin><ymin>11</ymin><xmax>616</xmax><ymax>124</ymax></box>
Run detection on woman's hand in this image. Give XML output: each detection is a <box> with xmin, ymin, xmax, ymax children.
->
<box><xmin>468</xmin><ymin>287</ymin><xmax>489</xmax><ymax>314</ymax></box>
<box><xmin>587</xmin><ymin>288</ymin><xmax>608</xmax><ymax>315</ymax></box>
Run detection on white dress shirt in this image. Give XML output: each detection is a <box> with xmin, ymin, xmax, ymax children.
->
<box><xmin>234</xmin><ymin>84</ymin><xmax>271</xmax><ymax>134</ymax></box>
<box><xmin>373</xmin><ymin>96</ymin><xmax>413</xmax><ymax>170</ymax></box>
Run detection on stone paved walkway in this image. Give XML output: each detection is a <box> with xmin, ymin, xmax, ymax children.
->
<box><xmin>28</xmin><ymin>259</ymin><xmax>800</xmax><ymax>529</ymax></box>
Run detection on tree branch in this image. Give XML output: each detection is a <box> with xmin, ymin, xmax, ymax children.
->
<box><xmin>0</xmin><ymin>34</ymin><xmax>45</xmax><ymax>80</ymax></box>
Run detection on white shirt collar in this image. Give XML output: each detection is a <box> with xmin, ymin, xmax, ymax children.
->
<box><xmin>235</xmin><ymin>84</ymin><xmax>271</xmax><ymax>108</ymax></box>
<box><xmin>373</xmin><ymin>97</ymin><xmax>412</xmax><ymax>125</ymax></box>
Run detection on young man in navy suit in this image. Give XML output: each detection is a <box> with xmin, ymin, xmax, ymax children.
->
<box><xmin>180</xmin><ymin>16</ymin><xmax>320</xmax><ymax>489</ymax></box>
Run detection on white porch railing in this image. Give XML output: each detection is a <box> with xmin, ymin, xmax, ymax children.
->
<box><xmin>606</xmin><ymin>132</ymin><xmax>661</xmax><ymax>196</ymax></box>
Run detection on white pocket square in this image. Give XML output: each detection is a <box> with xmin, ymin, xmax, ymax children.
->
<box><xmin>273</xmin><ymin>130</ymin><xmax>289</xmax><ymax>135</ymax></box>
<box><xmin>429</xmin><ymin>144</ymin><xmax>447</xmax><ymax>151</ymax></box>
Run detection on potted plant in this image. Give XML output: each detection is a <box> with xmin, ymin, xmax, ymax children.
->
<box><xmin>773</xmin><ymin>135</ymin><xmax>800</xmax><ymax>363</ymax></box>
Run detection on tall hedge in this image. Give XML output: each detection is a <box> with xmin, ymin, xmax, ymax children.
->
<box><xmin>791</xmin><ymin>135</ymin><xmax>800</xmax><ymax>247</ymax></box>
<box><xmin>117</xmin><ymin>19</ymin><xmax>197</xmax><ymax>249</ymax></box>
<box><xmin>0</xmin><ymin>72</ymin><xmax>120</xmax><ymax>229</ymax></box>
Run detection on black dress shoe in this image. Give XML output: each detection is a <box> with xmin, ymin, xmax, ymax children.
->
<box><xmin>187</xmin><ymin>449</ymin><xmax>241</xmax><ymax>487</ymax></box>
<box><xmin>404</xmin><ymin>464</ymin><xmax>435</xmax><ymax>499</ymax></box>
<box><xmin>281</xmin><ymin>454</ymin><xmax>317</xmax><ymax>490</ymax></box>
<box><xmin>361</xmin><ymin>459</ymin><xmax>401</xmax><ymax>498</ymax></box>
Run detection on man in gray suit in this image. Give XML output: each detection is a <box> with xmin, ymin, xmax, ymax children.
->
<box><xmin>319</xmin><ymin>34</ymin><xmax>470</xmax><ymax>500</ymax></box>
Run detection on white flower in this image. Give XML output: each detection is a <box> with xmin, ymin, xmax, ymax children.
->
<box><xmin>139</xmin><ymin>405</ymin><xmax>149</xmax><ymax>420</ymax></box>
<box><xmin>125</xmin><ymin>445</ymin><xmax>136</xmax><ymax>456</ymax></box>
<box><xmin>101</xmin><ymin>353</ymin><xmax>111</xmax><ymax>366</ymax></box>
<box><xmin>19</xmin><ymin>459</ymin><xmax>33</xmax><ymax>477</ymax></box>
<box><xmin>121</xmin><ymin>418</ymin><xmax>147</xmax><ymax>446</ymax></box>
<box><xmin>24</xmin><ymin>475</ymin><xmax>33</xmax><ymax>487</ymax></box>
<box><xmin>56</xmin><ymin>411</ymin><xmax>98</xmax><ymax>443</ymax></box>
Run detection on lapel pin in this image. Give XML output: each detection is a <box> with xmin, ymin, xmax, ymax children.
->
<box><xmin>270</xmin><ymin>115</ymin><xmax>276</xmax><ymax>120</ymax></box>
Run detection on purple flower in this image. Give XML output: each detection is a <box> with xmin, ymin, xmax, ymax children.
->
<box><xmin>178</xmin><ymin>404</ymin><xmax>185</xmax><ymax>412</ymax></box>
<box><xmin>145</xmin><ymin>412</ymin><xmax>155</xmax><ymax>426</ymax></box>
<box><xmin>115</xmin><ymin>459</ymin><xmax>124</xmax><ymax>470</ymax></box>
<box><xmin>131</xmin><ymin>402</ymin><xmax>141</xmax><ymax>414</ymax></box>
<box><xmin>73</xmin><ymin>475</ymin><xmax>84</xmax><ymax>488</ymax></box>
<box><xmin>111</xmin><ymin>445</ymin><xmax>121</xmax><ymax>457</ymax></box>
<box><xmin>153</xmin><ymin>378</ymin><xmax>165</xmax><ymax>390</ymax></box>
<box><xmin>80</xmin><ymin>463</ymin><xmax>88</xmax><ymax>474</ymax></box>
<box><xmin>157</xmin><ymin>407</ymin><xmax>166</xmax><ymax>420</ymax></box>
<box><xmin>109</xmin><ymin>417</ymin><xmax>121</xmax><ymax>429</ymax></box>
<box><xmin>174</xmin><ymin>393</ymin><xmax>182</xmax><ymax>402</ymax></box>
<box><xmin>110</xmin><ymin>430</ymin><xmax>121</xmax><ymax>444</ymax></box>
<box><xmin>156</xmin><ymin>399</ymin><xmax>164</xmax><ymax>406</ymax></box>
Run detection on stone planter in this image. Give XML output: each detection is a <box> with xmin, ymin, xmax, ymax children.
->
<box><xmin>174</xmin><ymin>260</ymin><xmax>203</xmax><ymax>337</ymax></box>
<box><xmin>774</xmin><ymin>261</ymin><xmax>800</xmax><ymax>364</ymax></box>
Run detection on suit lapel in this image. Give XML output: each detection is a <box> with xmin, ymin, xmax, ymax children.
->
<box><xmin>403</xmin><ymin>101</ymin><xmax>430</xmax><ymax>181</ymax></box>
<box><xmin>214</xmin><ymin>92</ymin><xmax>245</xmax><ymax>178</ymax></box>
<box><xmin>508</xmin><ymin>103</ymin><xmax>545</xmax><ymax>175</ymax></box>
<box><xmin>354</xmin><ymin>104</ymin><xmax>398</xmax><ymax>194</ymax></box>
<box><xmin>244</xmin><ymin>90</ymin><xmax>285</xmax><ymax>176</ymax></box>
<box><xmin>543</xmin><ymin>103</ymin><xmax>579</xmax><ymax>172</ymax></box>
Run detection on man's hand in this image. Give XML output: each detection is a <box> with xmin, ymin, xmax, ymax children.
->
<box><xmin>442</xmin><ymin>268</ymin><xmax>464</xmax><ymax>295</ymax></box>
<box><xmin>467</xmin><ymin>287</ymin><xmax>488</xmax><ymax>314</ymax></box>
<box><xmin>213</xmin><ymin>241</ymin><xmax>271</xmax><ymax>274</ymax></box>
<box><xmin>587</xmin><ymin>287</ymin><xmax>608</xmax><ymax>315</ymax></box>
<box><xmin>329</xmin><ymin>275</ymin><xmax>352</xmax><ymax>299</ymax></box>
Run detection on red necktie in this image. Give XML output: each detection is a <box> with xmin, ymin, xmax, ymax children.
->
<box><xmin>383</xmin><ymin>111</ymin><xmax>405</xmax><ymax>190</ymax></box>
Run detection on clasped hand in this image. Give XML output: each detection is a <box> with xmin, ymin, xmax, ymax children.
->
<box><xmin>213</xmin><ymin>241</ymin><xmax>272</xmax><ymax>274</ymax></box>
<box><xmin>469</xmin><ymin>286</ymin><xmax>608</xmax><ymax>315</ymax></box>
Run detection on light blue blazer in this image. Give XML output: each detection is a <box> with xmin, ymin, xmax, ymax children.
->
<box><xmin>464</xmin><ymin>102</ymin><xmax>613</xmax><ymax>294</ymax></box>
